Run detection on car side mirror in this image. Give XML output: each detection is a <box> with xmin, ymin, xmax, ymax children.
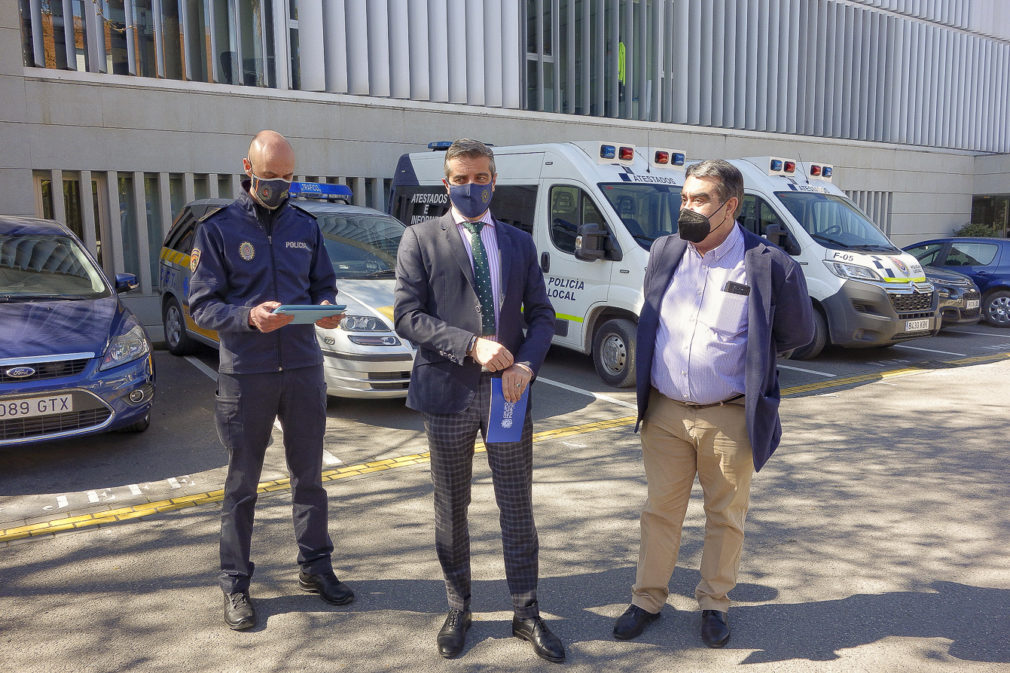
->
<box><xmin>115</xmin><ymin>272</ymin><xmax>139</xmax><ymax>293</ymax></box>
<box><xmin>574</xmin><ymin>222</ymin><xmax>608</xmax><ymax>261</ymax></box>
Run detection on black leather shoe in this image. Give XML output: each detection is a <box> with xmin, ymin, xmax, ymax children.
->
<box><xmin>298</xmin><ymin>571</ymin><xmax>355</xmax><ymax>605</ymax></box>
<box><xmin>223</xmin><ymin>591</ymin><xmax>255</xmax><ymax>630</ymax></box>
<box><xmin>613</xmin><ymin>604</ymin><xmax>660</xmax><ymax>640</ymax></box>
<box><xmin>701</xmin><ymin>610</ymin><xmax>730</xmax><ymax>648</ymax></box>
<box><xmin>436</xmin><ymin>609</ymin><xmax>471</xmax><ymax>659</ymax></box>
<box><xmin>512</xmin><ymin>616</ymin><xmax>565</xmax><ymax>663</ymax></box>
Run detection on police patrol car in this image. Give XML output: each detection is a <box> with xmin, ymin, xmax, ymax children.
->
<box><xmin>389</xmin><ymin>142</ymin><xmax>937</xmax><ymax>387</ymax></box>
<box><xmin>159</xmin><ymin>183</ymin><xmax>414</xmax><ymax>398</ymax></box>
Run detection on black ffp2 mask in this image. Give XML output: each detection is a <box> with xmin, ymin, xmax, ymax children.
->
<box><xmin>677</xmin><ymin>200</ymin><xmax>729</xmax><ymax>244</ymax></box>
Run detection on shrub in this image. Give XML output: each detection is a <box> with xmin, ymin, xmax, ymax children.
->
<box><xmin>953</xmin><ymin>222</ymin><xmax>1001</xmax><ymax>237</ymax></box>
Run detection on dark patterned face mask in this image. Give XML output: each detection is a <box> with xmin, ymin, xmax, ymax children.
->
<box><xmin>448</xmin><ymin>182</ymin><xmax>494</xmax><ymax>219</ymax></box>
<box><xmin>249</xmin><ymin>173</ymin><xmax>291</xmax><ymax>210</ymax></box>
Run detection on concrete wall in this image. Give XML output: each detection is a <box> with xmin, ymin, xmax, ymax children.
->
<box><xmin>974</xmin><ymin>154</ymin><xmax>1010</xmax><ymax>195</ymax></box>
<box><xmin>5</xmin><ymin>69</ymin><xmax>984</xmax><ymax>248</ymax></box>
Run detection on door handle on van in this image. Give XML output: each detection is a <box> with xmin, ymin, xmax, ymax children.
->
<box><xmin>541</xmin><ymin>251</ymin><xmax>550</xmax><ymax>273</ymax></box>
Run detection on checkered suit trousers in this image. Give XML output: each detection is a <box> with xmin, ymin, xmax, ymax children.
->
<box><xmin>422</xmin><ymin>373</ymin><xmax>539</xmax><ymax>619</ymax></box>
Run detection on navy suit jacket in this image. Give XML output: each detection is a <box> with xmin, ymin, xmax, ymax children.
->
<box><xmin>635</xmin><ymin>226</ymin><xmax>814</xmax><ymax>471</ymax></box>
<box><xmin>394</xmin><ymin>213</ymin><xmax>556</xmax><ymax>414</ymax></box>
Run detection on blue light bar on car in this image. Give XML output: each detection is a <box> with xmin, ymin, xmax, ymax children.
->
<box><xmin>600</xmin><ymin>144</ymin><xmax>617</xmax><ymax>159</ymax></box>
<box><xmin>428</xmin><ymin>141</ymin><xmax>453</xmax><ymax>151</ymax></box>
<box><xmin>288</xmin><ymin>182</ymin><xmax>353</xmax><ymax>200</ymax></box>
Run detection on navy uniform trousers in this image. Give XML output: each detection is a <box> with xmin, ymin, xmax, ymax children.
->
<box><xmin>215</xmin><ymin>365</ymin><xmax>334</xmax><ymax>593</ymax></box>
<box><xmin>423</xmin><ymin>372</ymin><xmax>539</xmax><ymax>619</ymax></box>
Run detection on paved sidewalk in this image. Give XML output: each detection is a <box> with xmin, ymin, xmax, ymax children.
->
<box><xmin>0</xmin><ymin>360</ymin><xmax>1007</xmax><ymax>672</ymax></box>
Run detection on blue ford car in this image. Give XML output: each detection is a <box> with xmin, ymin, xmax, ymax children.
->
<box><xmin>0</xmin><ymin>216</ymin><xmax>155</xmax><ymax>447</ymax></box>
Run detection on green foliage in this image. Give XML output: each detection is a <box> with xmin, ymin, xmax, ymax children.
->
<box><xmin>953</xmin><ymin>222</ymin><xmax>1002</xmax><ymax>237</ymax></box>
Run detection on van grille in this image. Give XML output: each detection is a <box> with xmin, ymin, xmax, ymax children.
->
<box><xmin>889</xmin><ymin>292</ymin><xmax>932</xmax><ymax>313</ymax></box>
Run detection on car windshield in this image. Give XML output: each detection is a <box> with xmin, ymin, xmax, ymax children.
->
<box><xmin>775</xmin><ymin>191</ymin><xmax>897</xmax><ymax>252</ymax></box>
<box><xmin>0</xmin><ymin>232</ymin><xmax>109</xmax><ymax>301</ymax></box>
<box><xmin>599</xmin><ymin>183</ymin><xmax>682</xmax><ymax>249</ymax></box>
<box><xmin>314</xmin><ymin>213</ymin><xmax>405</xmax><ymax>279</ymax></box>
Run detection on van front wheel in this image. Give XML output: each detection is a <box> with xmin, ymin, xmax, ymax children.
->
<box><xmin>592</xmin><ymin>318</ymin><xmax>637</xmax><ymax>388</ymax></box>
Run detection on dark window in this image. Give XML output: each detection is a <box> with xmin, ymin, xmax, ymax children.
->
<box><xmin>491</xmin><ymin>185</ymin><xmax>538</xmax><ymax>236</ymax></box>
<box><xmin>549</xmin><ymin>185</ymin><xmax>603</xmax><ymax>254</ymax></box>
<box><xmin>948</xmin><ymin>242</ymin><xmax>998</xmax><ymax>267</ymax></box>
<box><xmin>905</xmin><ymin>243</ymin><xmax>945</xmax><ymax>266</ymax></box>
<box><xmin>737</xmin><ymin>194</ymin><xmax>785</xmax><ymax>237</ymax></box>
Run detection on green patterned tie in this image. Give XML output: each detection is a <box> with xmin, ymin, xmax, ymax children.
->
<box><xmin>463</xmin><ymin>221</ymin><xmax>496</xmax><ymax>336</ymax></box>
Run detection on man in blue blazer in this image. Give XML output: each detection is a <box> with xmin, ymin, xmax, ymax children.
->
<box><xmin>394</xmin><ymin>139</ymin><xmax>562</xmax><ymax>663</ymax></box>
<box><xmin>612</xmin><ymin>159</ymin><xmax>814</xmax><ymax>648</ymax></box>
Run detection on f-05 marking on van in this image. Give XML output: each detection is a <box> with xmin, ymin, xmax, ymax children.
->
<box><xmin>389</xmin><ymin>142</ymin><xmax>938</xmax><ymax>387</ymax></box>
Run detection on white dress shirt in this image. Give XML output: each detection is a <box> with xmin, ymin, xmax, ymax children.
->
<box><xmin>651</xmin><ymin>224</ymin><xmax>749</xmax><ymax>405</ymax></box>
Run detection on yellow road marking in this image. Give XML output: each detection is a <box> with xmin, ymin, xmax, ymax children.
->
<box><xmin>3</xmin><ymin>350</ymin><xmax>1008</xmax><ymax>544</ymax></box>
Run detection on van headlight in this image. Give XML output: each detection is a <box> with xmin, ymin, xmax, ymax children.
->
<box><xmin>100</xmin><ymin>324</ymin><xmax>151</xmax><ymax>370</ymax></box>
<box><xmin>338</xmin><ymin>314</ymin><xmax>388</xmax><ymax>332</ymax></box>
<box><xmin>823</xmin><ymin>260</ymin><xmax>883</xmax><ymax>282</ymax></box>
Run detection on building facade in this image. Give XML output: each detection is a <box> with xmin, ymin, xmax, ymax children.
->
<box><xmin>3</xmin><ymin>0</ymin><xmax>1009</xmax><ymax>324</ymax></box>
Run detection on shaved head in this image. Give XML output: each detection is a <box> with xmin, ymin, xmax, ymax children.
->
<box><xmin>243</xmin><ymin>130</ymin><xmax>295</xmax><ymax>180</ymax></box>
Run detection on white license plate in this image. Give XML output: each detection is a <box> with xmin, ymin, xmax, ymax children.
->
<box><xmin>966</xmin><ymin>299</ymin><xmax>980</xmax><ymax>310</ymax></box>
<box><xmin>0</xmin><ymin>394</ymin><xmax>73</xmax><ymax>419</ymax></box>
<box><xmin>905</xmin><ymin>319</ymin><xmax>930</xmax><ymax>332</ymax></box>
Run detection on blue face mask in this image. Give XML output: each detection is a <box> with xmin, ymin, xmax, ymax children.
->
<box><xmin>447</xmin><ymin>182</ymin><xmax>494</xmax><ymax>220</ymax></box>
<box><xmin>249</xmin><ymin>173</ymin><xmax>291</xmax><ymax>210</ymax></box>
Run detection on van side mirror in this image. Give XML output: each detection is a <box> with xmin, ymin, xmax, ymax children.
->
<box><xmin>575</xmin><ymin>222</ymin><xmax>607</xmax><ymax>261</ymax></box>
<box><xmin>764</xmin><ymin>224</ymin><xmax>801</xmax><ymax>255</ymax></box>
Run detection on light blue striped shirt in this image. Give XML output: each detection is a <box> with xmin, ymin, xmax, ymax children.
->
<box><xmin>451</xmin><ymin>207</ymin><xmax>502</xmax><ymax>338</ymax></box>
<box><xmin>651</xmin><ymin>224</ymin><xmax>749</xmax><ymax>405</ymax></box>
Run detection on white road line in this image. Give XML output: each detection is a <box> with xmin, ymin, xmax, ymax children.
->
<box><xmin>87</xmin><ymin>491</ymin><xmax>99</xmax><ymax>503</ymax></box>
<box><xmin>184</xmin><ymin>355</ymin><xmax>219</xmax><ymax>381</ymax></box>
<box><xmin>536</xmin><ymin>376</ymin><xmax>638</xmax><ymax>410</ymax></box>
<box><xmin>947</xmin><ymin>329</ymin><xmax>1005</xmax><ymax>338</ymax></box>
<box><xmin>274</xmin><ymin>418</ymin><xmax>283</xmax><ymax>431</ymax></box>
<box><xmin>323</xmin><ymin>450</ymin><xmax>343</xmax><ymax>466</ymax></box>
<box><xmin>56</xmin><ymin>495</ymin><xmax>68</xmax><ymax>509</ymax></box>
<box><xmin>892</xmin><ymin>343</ymin><xmax>967</xmax><ymax>356</ymax></box>
<box><xmin>776</xmin><ymin>363</ymin><xmax>836</xmax><ymax>377</ymax></box>
<box><xmin>167</xmin><ymin>477</ymin><xmax>182</xmax><ymax>489</ymax></box>
<box><xmin>128</xmin><ymin>484</ymin><xmax>143</xmax><ymax>496</ymax></box>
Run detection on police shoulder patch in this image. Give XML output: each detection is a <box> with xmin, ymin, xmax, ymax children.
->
<box><xmin>239</xmin><ymin>241</ymin><xmax>255</xmax><ymax>261</ymax></box>
<box><xmin>190</xmin><ymin>248</ymin><xmax>201</xmax><ymax>272</ymax></box>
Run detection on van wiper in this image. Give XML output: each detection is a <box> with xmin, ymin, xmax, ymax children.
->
<box><xmin>809</xmin><ymin>233</ymin><xmax>849</xmax><ymax>247</ymax></box>
<box><xmin>848</xmin><ymin>244</ymin><xmax>897</xmax><ymax>253</ymax></box>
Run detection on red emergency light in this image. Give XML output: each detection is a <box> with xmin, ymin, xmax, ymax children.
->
<box><xmin>654</xmin><ymin>151</ymin><xmax>669</xmax><ymax>164</ymax></box>
<box><xmin>619</xmin><ymin>146</ymin><xmax>634</xmax><ymax>161</ymax></box>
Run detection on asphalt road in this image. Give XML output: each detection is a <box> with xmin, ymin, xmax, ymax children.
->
<box><xmin>0</xmin><ymin>324</ymin><xmax>1008</xmax><ymax>672</ymax></box>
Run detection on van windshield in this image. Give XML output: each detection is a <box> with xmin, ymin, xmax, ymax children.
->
<box><xmin>599</xmin><ymin>183</ymin><xmax>682</xmax><ymax>249</ymax></box>
<box><xmin>0</xmin><ymin>233</ymin><xmax>109</xmax><ymax>301</ymax></box>
<box><xmin>315</xmin><ymin>214</ymin><xmax>405</xmax><ymax>279</ymax></box>
<box><xmin>775</xmin><ymin>191</ymin><xmax>897</xmax><ymax>252</ymax></box>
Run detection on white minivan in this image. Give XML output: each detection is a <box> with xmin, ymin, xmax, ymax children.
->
<box><xmin>388</xmin><ymin>142</ymin><xmax>936</xmax><ymax>385</ymax></box>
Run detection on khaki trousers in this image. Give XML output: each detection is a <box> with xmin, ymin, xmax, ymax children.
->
<box><xmin>632</xmin><ymin>388</ymin><xmax>755</xmax><ymax>613</ymax></box>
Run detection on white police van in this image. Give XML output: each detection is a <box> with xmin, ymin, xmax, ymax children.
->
<box><xmin>159</xmin><ymin>182</ymin><xmax>415</xmax><ymax>398</ymax></box>
<box><xmin>389</xmin><ymin>142</ymin><xmax>936</xmax><ymax>386</ymax></box>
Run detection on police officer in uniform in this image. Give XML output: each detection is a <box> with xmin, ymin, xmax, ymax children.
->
<box><xmin>189</xmin><ymin>130</ymin><xmax>353</xmax><ymax>630</ymax></box>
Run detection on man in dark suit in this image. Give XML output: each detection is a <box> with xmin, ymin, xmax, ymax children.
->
<box><xmin>612</xmin><ymin>159</ymin><xmax>814</xmax><ymax>647</ymax></box>
<box><xmin>393</xmin><ymin>139</ymin><xmax>563</xmax><ymax>663</ymax></box>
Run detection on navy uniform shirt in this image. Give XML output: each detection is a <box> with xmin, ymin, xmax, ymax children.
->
<box><xmin>188</xmin><ymin>186</ymin><xmax>337</xmax><ymax>374</ymax></box>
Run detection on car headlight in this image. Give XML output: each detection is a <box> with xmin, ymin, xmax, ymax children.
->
<box><xmin>100</xmin><ymin>324</ymin><xmax>150</xmax><ymax>370</ymax></box>
<box><xmin>337</xmin><ymin>314</ymin><xmax>389</xmax><ymax>332</ymax></box>
<box><xmin>823</xmin><ymin>260</ymin><xmax>883</xmax><ymax>282</ymax></box>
